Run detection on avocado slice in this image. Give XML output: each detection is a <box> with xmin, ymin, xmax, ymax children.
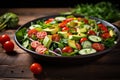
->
<box><xmin>58</xmin><ymin>31</ymin><xmax>69</xmax><ymax>38</ymax></box>
<box><xmin>68</xmin><ymin>39</ymin><xmax>77</xmax><ymax>49</ymax></box>
<box><xmin>77</xmin><ymin>28</ymin><xmax>87</xmax><ymax>34</ymax></box>
<box><xmin>43</xmin><ymin>35</ymin><xmax>52</xmax><ymax>48</ymax></box>
<box><xmin>69</xmin><ymin>34</ymin><xmax>87</xmax><ymax>40</ymax></box>
<box><xmin>43</xmin><ymin>26</ymin><xmax>59</xmax><ymax>34</ymax></box>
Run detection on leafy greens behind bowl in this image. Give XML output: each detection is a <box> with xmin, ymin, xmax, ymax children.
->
<box><xmin>63</xmin><ymin>2</ymin><xmax>120</xmax><ymax>22</ymax></box>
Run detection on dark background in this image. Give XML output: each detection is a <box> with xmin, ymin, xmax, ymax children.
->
<box><xmin>0</xmin><ymin>0</ymin><xmax>120</xmax><ymax>8</ymax></box>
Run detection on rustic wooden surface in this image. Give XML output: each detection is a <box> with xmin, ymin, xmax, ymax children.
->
<box><xmin>0</xmin><ymin>8</ymin><xmax>120</xmax><ymax>80</ymax></box>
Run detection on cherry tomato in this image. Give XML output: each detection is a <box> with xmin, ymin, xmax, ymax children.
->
<box><xmin>75</xmin><ymin>43</ymin><xmax>81</xmax><ymax>50</ymax></box>
<box><xmin>52</xmin><ymin>34</ymin><xmax>60</xmax><ymax>42</ymax></box>
<box><xmin>35</xmin><ymin>45</ymin><xmax>47</xmax><ymax>54</ymax></box>
<box><xmin>80</xmin><ymin>37</ymin><xmax>88</xmax><ymax>43</ymax></box>
<box><xmin>31</xmin><ymin>41</ymin><xmax>42</xmax><ymax>49</ymax></box>
<box><xmin>36</xmin><ymin>31</ymin><xmax>47</xmax><ymax>39</ymax></box>
<box><xmin>28</xmin><ymin>29</ymin><xmax>38</xmax><ymax>38</ymax></box>
<box><xmin>30</xmin><ymin>63</ymin><xmax>43</xmax><ymax>74</ymax></box>
<box><xmin>64</xmin><ymin>18</ymin><xmax>74</xmax><ymax>23</ymax></box>
<box><xmin>87</xmin><ymin>30</ymin><xmax>96</xmax><ymax>35</ymax></box>
<box><xmin>101</xmin><ymin>32</ymin><xmax>110</xmax><ymax>39</ymax></box>
<box><xmin>62</xmin><ymin>46</ymin><xmax>73</xmax><ymax>53</ymax></box>
<box><xmin>62</xmin><ymin>26</ymin><xmax>69</xmax><ymax>31</ymax></box>
<box><xmin>92</xmin><ymin>43</ymin><xmax>105</xmax><ymax>51</ymax></box>
<box><xmin>45</xmin><ymin>18</ymin><xmax>54</xmax><ymax>24</ymax></box>
<box><xmin>59</xmin><ymin>22</ymin><xmax>66</xmax><ymax>28</ymax></box>
<box><xmin>0</xmin><ymin>34</ymin><xmax>10</xmax><ymax>45</ymax></box>
<box><xmin>3</xmin><ymin>41</ymin><xmax>14</xmax><ymax>52</ymax></box>
<box><xmin>98</xmin><ymin>23</ymin><xmax>108</xmax><ymax>33</ymax></box>
<box><xmin>83</xmin><ymin>18</ymin><xmax>88</xmax><ymax>24</ymax></box>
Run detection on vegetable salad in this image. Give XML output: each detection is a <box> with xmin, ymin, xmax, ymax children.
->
<box><xmin>16</xmin><ymin>15</ymin><xmax>117</xmax><ymax>56</ymax></box>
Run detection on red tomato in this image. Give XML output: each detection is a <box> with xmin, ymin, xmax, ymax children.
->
<box><xmin>80</xmin><ymin>37</ymin><xmax>88</xmax><ymax>43</ymax></box>
<box><xmin>75</xmin><ymin>43</ymin><xmax>81</xmax><ymax>50</ymax></box>
<box><xmin>3</xmin><ymin>41</ymin><xmax>14</xmax><ymax>52</ymax></box>
<box><xmin>45</xmin><ymin>18</ymin><xmax>54</xmax><ymax>24</ymax></box>
<box><xmin>0</xmin><ymin>34</ymin><xmax>10</xmax><ymax>45</ymax></box>
<box><xmin>36</xmin><ymin>31</ymin><xmax>47</xmax><ymax>39</ymax></box>
<box><xmin>59</xmin><ymin>22</ymin><xmax>66</xmax><ymax>28</ymax></box>
<box><xmin>52</xmin><ymin>34</ymin><xmax>60</xmax><ymax>42</ymax></box>
<box><xmin>31</xmin><ymin>41</ymin><xmax>42</xmax><ymax>49</ymax></box>
<box><xmin>28</xmin><ymin>29</ymin><xmax>38</xmax><ymax>38</ymax></box>
<box><xmin>92</xmin><ymin>43</ymin><xmax>105</xmax><ymax>51</ymax></box>
<box><xmin>62</xmin><ymin>26</ymin><xmax>69</xmax><ymax>31</ymax></box>
<box><xmin>62</xmin><ymin>46</ymin><xmax>73</xmax><ymax>53</ymax></box>
<box><xmin>65</xmin><ymin>18</ymin><xmax>74</xmax><ymax>22</ymax></box>
<box><xmin>30</xmin><ymin>63</ymin><xmax>43</xmax><ymax>74</ymax></box>
<box><xmin>35</xmin><ymin>45</ymin><xmax>47</xmax><ymax>54</ymax></box>
<box><xmin>87</xmin><ymin>30</ymin><xmax>96</xmax><ymax>35</ymax></box>
<box><xmin>83</xmin><ymin>18</ymin><xmax>88</xmax><ymax>24</ymax></box>
<box><xmin>101</xmin><ymin>32</ymin><xmax>110</xmax><ymax>39</ymax></box>
<box><xmin>98</xmin><ymin>23</ymin><xmax>108</xmax><ymax>33</ymax></box>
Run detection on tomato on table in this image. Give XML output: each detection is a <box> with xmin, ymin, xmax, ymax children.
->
<box><xmin>30</xmin><ymin>63</ymin><xmax>43</xmax><ymax>74</ymax></box>
<box><xmin>3</xmin><ymin>41</ymin><xmax>14</xmax><ymax>52</ymax></box>
<box><xmin>62</xmin><ymin>46</ymin><xmax>73</xmax><ymax>53</ymax></box>
<box><xmin>92</xmin><ymin>43</ymin><xmax>105</xmax><ymax>51</ymax></box>
<box><xmin>0</xmin><ymin>34</ymin><xmax>10</xmax><ymax>45</ymax></box>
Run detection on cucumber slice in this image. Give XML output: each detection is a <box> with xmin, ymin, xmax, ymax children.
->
<box><xmin>55</xmin><ymin>17</ymin><xmax>66</xmax><ymax>22</ymax></box>
<box><xmin>81</xmin><ymin>41</ymin><xmax>92</xmax><ymax>48</ymax></box>
<box><xmin>88</xmin><ymin>35</ymin><xmax>102</xmax><ymax>42</ymax></box>
<box><xmin>79</xmin><ymin>48</ymin><xmax>96</xmax><ymax>55</ymax></box>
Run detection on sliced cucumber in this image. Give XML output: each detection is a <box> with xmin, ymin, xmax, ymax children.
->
<box><xmin>79</xmin><ymin>48</ymin><xmax>96</xmax><ymax>55</ymax></box>
<box><xmin>81</xmin><ymin>41</ymin><xmax>92</xmax><ymax>48</ymax></box>
<box><xmin>55</xmin><ymin>17</ymin><xmax>66</xmax><ymax>22</ymax></box>
<box><xmin>88</xmin><ymin>35</ymin><xmax>102</xmax><ymax>42</ymax></box>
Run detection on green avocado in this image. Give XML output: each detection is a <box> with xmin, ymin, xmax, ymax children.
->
<box><xmin>68</xmin><ymin>39</ymin><xmax>77</xmax><ymax>49</ymax></box>
<box><xmin>43</xmin><ymin>26</ymin><xmax>59</xmax><ymax>34</ymax></box>
<box><xmin>58</xmin><ymin>31</ymin><xmax>69</xmax><ymax>38</ymax></box>
<box><xmin>43</xmin><ymin>35</ymin><xmax>52</xmax><ymax>48</ymax></box>
<box><xmin>69</xmin><ymin>34</ymin><xmax>86</xmax><ymax>40</ymax></box>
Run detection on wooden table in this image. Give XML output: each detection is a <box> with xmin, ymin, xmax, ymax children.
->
<box><xmin>0</xmin><ymin>8</ymin><xmax>120</xmax><ymax>80</ymax></box>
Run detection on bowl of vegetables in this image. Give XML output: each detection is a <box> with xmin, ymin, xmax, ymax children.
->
<box><xmin>14</xmin><ymin>14</ymin><xmax>120</xmax><ymax>63</ymax></box>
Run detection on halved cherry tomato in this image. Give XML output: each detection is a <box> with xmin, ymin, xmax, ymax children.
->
<box><xmin>64</xmin><ymin>18</ymin><xmax>74</xmax><ymax>23</ymax></box>
<box><xmin>92</xmin><ymin>43</ymin><xmax>105</xmax><ymax>51</ymax></box>
<box><xmin>28</xmin><ymin>29</ymin><xmax>38</xmax><ymax>38</ymax></box>
<box><xmin>52</xmin><ymin>34</ymin><xmax>60</xmax><ymax>42</ymax></box>
<box><xmin>59</xmin><ymin>22</ymin><xmax>66</xmax><ymax>28</ymax></box>
<box><xmin>80</xmin><ymin>37</ymin><xmax>88</xmax><ymax>43</ymax></box>
<box><xmin>35</xmin><ymin>45</ymin><xmax>47</xmax><ymax>54</ymax></box>
<box><xmin>98</xmin><ymin>23</ymin><xmax>108</xmax><ymax>33</ymax></box>
<box><xmin>62</xmin><ymin>46</ymin><xmax>73</xmax><ymax>53</ymax></box>
<box><xmin>83</xmin><ymin>18</ymin><xmax>88</xmax><ymax>24</ymax></box>
<box><xmin>31</xmin><ymin>41</ymin><xmax>42</xmax><ymax>49</ymax></box>
<box><xmin>101</xmin><ymin>32</ymin><xmax>110</xmax><ymax>39</ymax></box>
<box><xmin>87</xmin><ymin>30</ymin><xmax>96</xmax><ymax>35</ymax></box>
<box><xmin>76</xmin><ymin>43</ymin><xmax>81</xmax><ymax>50</ymax></box>
<box><xmin>0</xmin><ymin>34</ymin><xmax>10</xmax><ymax>45</ymax></box>
<box><xmin>36</xmin><ymin>31</ymin><xmax>47</xmax><ymax>39</ymax></box>
<box><xmin>30</xmin><ymin>63</ymin><xmax>43</xmax><ymax>74</ymax></box>
<box><xmin>3</xmin><ymin>41</ymin><xmax>14</xmax><ymax>52</ymax></box>
<box><xmin>62</xmin><ymin>26</ymin><xmax>69</xmax><ymax>31</ymax></box>
<box><xmin>45</xmin><ymin>18</ymin><xmax>54</xmax><ymax>24</ymax></box>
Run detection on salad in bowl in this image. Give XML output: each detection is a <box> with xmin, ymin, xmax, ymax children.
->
<box><xmin>14</xmin><ymin>14</ymin><xmax>120</xmax><ymax>61</ymax></box>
